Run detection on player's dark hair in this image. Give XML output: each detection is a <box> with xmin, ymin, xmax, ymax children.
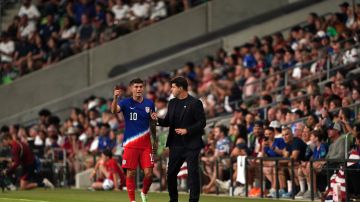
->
<box><xmin>171</xmin><ymin>76</ymin><xmax>188</xmax><ymax>91</ymax></box>
<box><xmin>103</xmin><ymin>149</ymin><xmax>113</xmax><ymax>158</ymax></box>
<box><xmin>129</xmin><ymin>78</ymin><xmax>144</xmax><ymax>86</ymax></box>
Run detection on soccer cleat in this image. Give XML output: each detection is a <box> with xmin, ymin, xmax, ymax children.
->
<box><xmin>43</xmin><ymin>178</ymin><xmax>55</xmax><ymax>189</ymax></box>
<box><xmin>140</xmin><ymin>192</ymin><xmax>148</xmax><ymax>202</ymax></box>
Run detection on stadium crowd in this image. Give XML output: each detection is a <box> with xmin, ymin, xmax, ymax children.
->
<box><xmin>0</xmin><ymin>1</ymin><xmax>360</xmax><ymax>201</ymax></box>
<box><xmin>0</xmin><ymin>0</ymin><xmax>206</xmax><ymax>85</ymax></box>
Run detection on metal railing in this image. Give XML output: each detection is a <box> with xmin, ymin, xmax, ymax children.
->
<box><xmin>244</xmin><ymin>157</ymin><xmax>296</xmax><ymax>199</ymax></box>
<box><xmin>152</xmin><ymin>156</ymin><xmax>360</xmax><ymax>201</ymax></box>
<box><xmin>148</xmin><ymin>156</ymin><xmax>360</xmax><ymax>201</ymax></box>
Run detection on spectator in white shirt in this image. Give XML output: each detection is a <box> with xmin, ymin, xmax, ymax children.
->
<box><xmin>59</xmin><ymin>16</ymin><xmax>77</xmax><ymax>42</ymax></box>
<box><xmin>342</xmin><ymin>39</ymin><xmax>359</xmax><ymax>65</ymax></box>
<box><xmin>18</xmin><ymin>0</ymin><xmax>40</xmax><ymax>22</ymax></box>
<box><xmin>130</xmin><ymin>0</ymin><xmax>150</xmax><ymax>19</ymax></box>
<box><xmin>129</xmin><ymin>0</ymin><xmax>150</xmax><ymax>30</ymax></box>
<box><xmin>18</xmin><ymin>15</ymin><xmax>36</xmax><ymax>38</ymax></box>
<box><xmin>112</xmin><ymin>0</ymin><xmax>130</xmax><ymax>24</ymax></box>
<box><xmin>0</xmin><ymin>32</ymin><xmax>15</xmax><ymax>64</ymax></box>
<box><xmin>150</xmin><ymin>0</ymin><xmax>167</xmax><ymax>22</ymax></box>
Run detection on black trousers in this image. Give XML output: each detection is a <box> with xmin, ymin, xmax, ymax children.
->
<box><xmin>167</xmin><ymin>147</ymin><xmax>200</xmax><ymax>202</ymax></box>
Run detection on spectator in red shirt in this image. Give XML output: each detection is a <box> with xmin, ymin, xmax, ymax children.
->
<box><xmin>1</xmin><ymin>133</ymin><xmax>54</xmax><ymax>190</ymax></box>
<box><xmin>90</xmin><ymin>149</ymin><xmax>125</xmax><ymax>191</ymax></box>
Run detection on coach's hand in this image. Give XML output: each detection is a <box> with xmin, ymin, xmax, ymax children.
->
<box><xmin>175</xmin><ymin>128</ymin><xmax>187</xmax><ymax>135</ymax></box>
<box><xmin>150</xmin><ymin>111</ymin><xmax>158</xmax><ymax>121</ymax></box>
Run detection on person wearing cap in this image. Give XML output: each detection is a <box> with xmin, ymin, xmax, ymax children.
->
<box><xmin>269</xmin><ymin>120</ymin><xmax>282</xmax><ymax>138</ymax></box>
<box><xmin>304</xmin><ymin>121</ymin><xmax>347</xmax><ymax>198</ymax></box>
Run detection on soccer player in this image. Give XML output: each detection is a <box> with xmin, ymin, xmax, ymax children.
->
<box><xmin>90</xmin><ymin>149</ymin><xmax>126</xmax><ymax>191</ymax></box>
<box><xmin>111</xmin><ymin>78</ymin><xmax>157</xmax><ymax>202</ymax></box>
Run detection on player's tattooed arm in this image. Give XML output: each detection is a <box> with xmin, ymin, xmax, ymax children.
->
<box><xmin>150</xmin><ymin>111</ymin><xmax>158</xmax><ymax>155</ymax></box>
<box><xmin>150</xmin><ymin>118</ymin><xmax>157</xmax><ymax>142</ymax></box>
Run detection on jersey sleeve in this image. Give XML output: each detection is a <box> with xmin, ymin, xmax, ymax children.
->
<box><xmin>118</xmin><ymin>99</ymin><xmax>126</xmax><ymax>113</ymax></box>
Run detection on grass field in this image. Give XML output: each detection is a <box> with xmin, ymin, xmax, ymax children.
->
<box><xmin>0</xmin><ymin>189</ymin><xmax>305</xmax><ymax>202</ymax></box>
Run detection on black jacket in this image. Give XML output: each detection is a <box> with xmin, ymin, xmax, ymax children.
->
<box><xmin>158</xmin><ymin>95</ymin><xmax>206</xmax><ymax>150</ymax></box>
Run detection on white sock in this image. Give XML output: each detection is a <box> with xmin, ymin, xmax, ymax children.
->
<box><xmin>287</xmin><ymin>180</ymin><xmax>292</xmax><ymax>193</ymax></box>
<box><xmin>300</xmin><ymin>180</ymin><xmax>306</xmax><ymax>192</ymax></box>
<box><xmin>307</xmin><ymin>183</ymin><xmax>311</xmax><ymax>191</ymax></box>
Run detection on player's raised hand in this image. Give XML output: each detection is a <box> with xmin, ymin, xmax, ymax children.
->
<box><xmin>113</xmin><ymin>85</ymin><xmax>122</xmax><ymax>98</ymax></box>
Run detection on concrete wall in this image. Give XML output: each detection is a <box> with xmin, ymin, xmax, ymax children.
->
<box><xmin>0</xmin><ymin>0</ymin><xmax>314</xmax><ymax>123</ymax></box>
<box><xmin>0</xmin><ymin>40</ymin><xmax>222</xmax><ymax>125</ymax></box>
<box><xmin>0</xmin><ymin>52</ymin><xmax>89</xmax><ymax>120</ymax></box>
<box><xmin>209</xmin><ymin>0</ymin><xmax>289</xmax><ymax>32</ymax></box>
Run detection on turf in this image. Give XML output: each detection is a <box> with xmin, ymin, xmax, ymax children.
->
<box><xmin>0</xmin><ymin>189</ymin><xmax>304</xmax><ymax>202</ymax></box>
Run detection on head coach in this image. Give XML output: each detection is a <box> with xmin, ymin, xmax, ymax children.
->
<box><xmin>151</xmin><ymin>76</ymin><xmax>206</xmax><ymax>202</ymax></box>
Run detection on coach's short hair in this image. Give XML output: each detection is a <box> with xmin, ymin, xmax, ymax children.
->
<box><xmin>171</xmin><ymin>76</ymin><xmax>188</xmax><ymax>91</ymax></box>
<box><xmin>129</xmin><ymin>78</ymin><xmax>144</xmax><ymax>85</ymax></box>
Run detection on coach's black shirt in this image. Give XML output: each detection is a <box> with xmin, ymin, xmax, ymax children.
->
<box><xmin>171</xmin><ymin>97</ymin><xmax>189</xmax><ymax>147</ymax></box>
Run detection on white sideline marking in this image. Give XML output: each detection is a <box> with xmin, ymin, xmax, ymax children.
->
<box><xmin>0</xmin><ymin>198</ymin><xmax>49</xmax><ymax>202</ymax></box>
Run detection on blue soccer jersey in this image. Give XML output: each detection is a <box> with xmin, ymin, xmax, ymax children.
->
<box><xmin>118</xmin><ymin>98</ymin><xmax>155</xmax><ymax>149</ymax></box>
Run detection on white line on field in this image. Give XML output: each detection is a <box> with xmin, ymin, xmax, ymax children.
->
<box><xmin>0</xmin><ymin>198</ymin><xmax>49</xmax><ymax>202</ymax></box>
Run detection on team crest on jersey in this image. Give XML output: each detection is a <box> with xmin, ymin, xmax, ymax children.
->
<box><xmin>145</xmin><ymin>107</ymin><xmax>150</xmax><ymax>113</ymax></box>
